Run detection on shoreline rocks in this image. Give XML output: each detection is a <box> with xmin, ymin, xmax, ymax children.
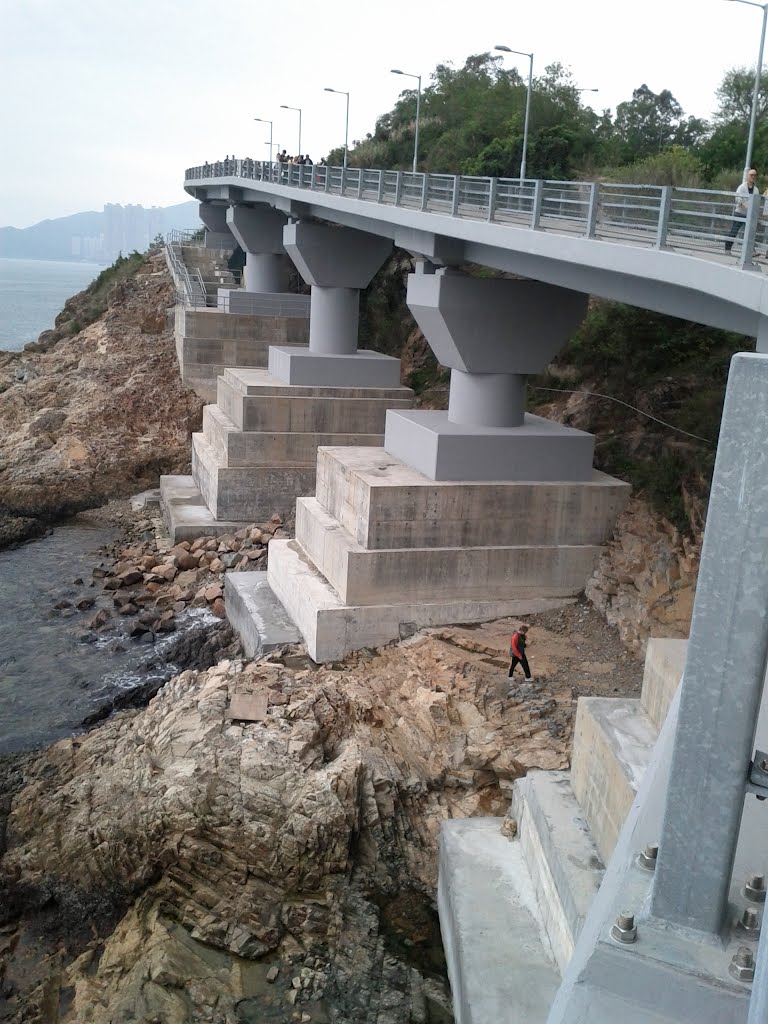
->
<box><xmin>0</xmin><ymin>251</ymin><xmax>203</xmax><ymax>549</ymax></box>
<box><xmin>0</xmin><ymin>600</ymin><xmax>641</xmax><ymax>1022</ymax></box>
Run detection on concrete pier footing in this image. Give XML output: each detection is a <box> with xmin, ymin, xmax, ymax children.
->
<box><xmin>223</xmin><ymin>572</ymin><xmax>300</xmax><ymax>657</ymax></box>
<box><xmin>266</xmin><ymin>445</ymin><xmax>629</xmax><ymax>661</ymax></box>
<box><xmin>174</xmin><ymin>306</ymin><xmax>309</xmax><ymax>403</ymax></box>
<box><xmin>189</xmin><ymin>369</ymin><xmax>414</xmax><ymax>524</ymax></box>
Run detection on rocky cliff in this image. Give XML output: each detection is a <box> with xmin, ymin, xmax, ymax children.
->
<box><xmin>0</xmin><ymin>250</ymin><xmax>202</xmax><ymax>547</ymax></box>
<box><xmin>0</xmin><ymin>601</ymin><xmax>638</xmax><ymax>1023</ymax></box>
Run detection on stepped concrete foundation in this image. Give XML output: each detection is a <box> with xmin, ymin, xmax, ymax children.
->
<box><xmin>159</xmin><ymin>475</ymin><xmax>253</xmax><ymax>541</ymax></box>
<box><xmin>174</xmin><ymin>306</ymin><xmax>309</xmax><ymax>403</ymax></box>
<box><xmin>264</xmin><ymin>269</ymin><xmax>629</xmax><ymax>661</ymax></box>
<box><xmin>189</xmin><ymin>369</ymin><xmax>413</xmax><ymax>526</ymax></box>
<box><xmin>166</xmin><ymin>218</ymin><xmax>412</xmax><ymax>544</ymax></box>
<box><xmin>267</xmin><ymin>445</ymin><xmax>629</xmax><ymax>661</ymax></box>
<box><xmin>223</xmin><ymin>572</ymin><xmax>300</xmax><ymax>657</ymax></box>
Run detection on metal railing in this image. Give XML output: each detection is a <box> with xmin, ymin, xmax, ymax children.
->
<box><xmin>164</xmin><ymin>229</ymin><xmax>243</xmax><ymax>308</ymax></box>
<box><xmin>164</xmin><ymin>231</ymin><xmax>205</xmax><ymax>307</ymax></box>
<box><xmin>185</xmin><ymin>159</ymin><xmax>768</xmax><ymax>272</ymax></box>
<box><xmin>216</xmin><ymin>291</ymin><xmax>311</xmax><ymax>316</ymax></box>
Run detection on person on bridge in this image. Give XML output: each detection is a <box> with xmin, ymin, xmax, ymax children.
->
<box><xmin>725</xmin><ymin>168</ymin><xmax>759</xmax><ymax>253</ymax></box>
<box><xmin>508</xmin><ymin>625</ymin><xmax>533</xmax><ymax>682</ymax></box>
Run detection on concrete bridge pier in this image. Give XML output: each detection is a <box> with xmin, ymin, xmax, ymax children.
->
<box><xmin>267</xmin><ymin>270</ymin><xmax>630</xmax><ymax>661</ymax></box>
<box><xmin>198</xmin><ymin>201</ymin><xmax>235</xmax><ymax>251</ymax></box>
<box><xmin>221</xmin><ymin>205</ymin><xmax>291</xmax><ymax>311</ymax></box>
<box><xmin>267</xmin><ymin>221</ymin><xmax>403</xmax><ymax>388</ymax></box>
<box><xmin>166</xmin><ymin>219</ymin><xmax>414</xmax><ymax>545</ymax></box>
<box><xmin>385</xmin><ymin>269</ymin><xmax>595</xmax><ymax>481</ymax></box>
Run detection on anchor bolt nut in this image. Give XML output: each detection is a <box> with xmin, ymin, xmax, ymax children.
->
<box><xmin>736</xmin><ymin>907</ymin><xmax>761</xmax><ymax>937</ymax></box>
<box><xmin>610</xmin><ymin>911</ymin><xmax>637</xmax><ymax>944</ymax></box>
<box><xmin>638</xmin><ymin>843</ymin><xmax>659</xmax><ymax>871</ymax></box>
<box><xmin>729</xmin><ymin>945</ymin><xmax>755</xmax><ymax>982</ymax></box>
<box><xmin>745</xmin><ymin>874</ymin><xmax>767</xmax><ymax>903</ymax></box>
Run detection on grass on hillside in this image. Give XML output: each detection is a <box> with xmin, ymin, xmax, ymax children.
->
<box><xmin>62</xmin><ymin>251</ymin><xmax>146</xmax><ymax>336</ymax></box>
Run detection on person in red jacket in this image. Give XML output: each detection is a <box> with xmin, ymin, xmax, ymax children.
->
<box><xmin>508</xmin><ymin>625</ymin><xmax>532</xmax><ymax>681</ymax></box>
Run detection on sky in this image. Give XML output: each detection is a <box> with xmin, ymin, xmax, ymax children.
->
<box><xmin>2</xmin><ymin>0</ymin><xmax>767</xmax><ymax>228</ymax></box>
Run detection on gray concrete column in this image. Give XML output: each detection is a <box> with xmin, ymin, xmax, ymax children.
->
<box><xmin>383</xmin><ymin>270</ymin><xmax>593</xmax><ymax>482</ymax></box>
<box><xmin>244</xmin><ymin>252</ymin><xmax>287</xmax><ymax>293</ymax></box>
<box><xmin>268</xmin><ymin>220</ymin><xmax>400</xmax><ymax>387</ymax></box>
<box><xmin>227</xmin><ymin>205</ymin><xmax>290</xmax><ymax>293</ymax></box>
<box><xmin>448</xmin><ymin>370</ymin><xmax>527</xmax><ymax>428</ymax></box>
<box><xmin>757</xmin><ymin>315</ymin><xmax>768</xmax><ymax>353</ymax></box>
<box><xmin>307</xmin><ymin>287</ymin><xmax>359</xmax><ymax>355</ymax></box>
<box><xmin>283</xmin><ymin>221</ymin><xmax>391</xmax><ymax>355</ymax></box>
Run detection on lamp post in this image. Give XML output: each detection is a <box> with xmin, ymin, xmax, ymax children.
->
<box><xmin>390</xmin><ymin>69</ymin><xmax>422</xmax><ymax>173</ymax></box>
<box><xmin>725</xmin><ymin>0</ymin><xmax>768</xmax><ymax>177</ymax></box>
<box><xmin>324</xmin><ymin>87</ymin><xmax>350</xmax><ymax>169</ymax></box>
<box><xmin>280</xmin><ymin>105</ymin><xmax>302</xmax><ymax>157</ymax></box>
<box><xmin>254</xmin><ymin>117</ymin><xmax>273</xmax><ymax>168</ymax></box>
<box><xmin>494</xmin><ymin>44</ymin><xmax>534</xmax><ymax>182</ymax></box>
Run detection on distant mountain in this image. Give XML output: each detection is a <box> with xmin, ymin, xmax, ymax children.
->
<box><xmin>0</xmin><ymin>201</ymin><xmax>201</xmax><ymax>263</ymax></box>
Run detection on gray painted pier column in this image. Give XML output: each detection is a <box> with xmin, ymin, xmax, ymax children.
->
<box><xmin>226</xmin><ymin>204</ymin><xmax>290</xmax><ymax>294</ymax></box>
<box><xmin>650</xmin><ymin>351</ymin><xmax>768</xmax><ymax>935</ymax></box>
<box><xmin>385</xmin><ymin>268</ymin><xmax>592</xmax><ymax>481</ymax></box>
<box><xmin>268</xmin><ymin>220</ymin><xmax>402</xmax><ymax>387</ymax></box>
<box><xmin>448</xmin><ymin>369</ymin><xmax>527</xmax><ymax>428</ymax></box>
<box><xmin>198</xmin><ymin>201</ymin><xmax>235</xmax><ymax>250</ymax></box>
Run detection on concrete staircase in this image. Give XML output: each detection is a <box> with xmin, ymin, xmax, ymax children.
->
<box><xmin>439</xmin><ymin>637</ymin><xmax>687</xmax><ymax>1023</ymax></box>
<box><xmin>180</xmin><ymin>244</ymin><xmax>239</xmax><ymax>296</ymax></box>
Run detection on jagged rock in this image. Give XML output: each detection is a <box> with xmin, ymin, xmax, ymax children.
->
<box><xmin>87</xmin><ymin>608</ymin><xmax>110</xmax><ymax>629</ymax></box>
<box><xmin>586</xmin><ymin>497</ymin><xmax>698</xmax><ymax>653</ymax></box>
<box><xmin>0</xmin><ymin>251</ymin><xmax>203</xmax><ymax>549</ymax></box>
<box><xmin>0</xmin><ymin>623</ymin><xmax>578</xmax><ymax>1021</ymax></box>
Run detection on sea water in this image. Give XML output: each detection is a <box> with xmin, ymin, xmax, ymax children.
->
<box><xmin>0</xmin><ymin>257</ymin><xmax>101</xmax><ymax>351</ymax></box>
<box><xmin>0</xmin><ymin>518</ymin><xmax>218</xmax><ymax>754</ymax></box>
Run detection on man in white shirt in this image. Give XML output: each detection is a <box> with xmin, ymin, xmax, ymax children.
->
<box><xmin>725</xmin><ymin>168</ymin><xmax>759</xmax><ymax>252</ymax></box>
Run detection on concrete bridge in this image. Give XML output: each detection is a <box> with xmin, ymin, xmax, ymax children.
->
<box><xmin>165</xmin><ymin>158</ymin><xmax>768</xmax><ymax>1022</ymax></box>
<box><xmin>185</xmin><ymin>158</ymin><xmax>768</xmax><ymax>342</ymax></box>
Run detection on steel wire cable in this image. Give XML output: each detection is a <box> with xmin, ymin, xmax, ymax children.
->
<box><xmin>530</xmin><ymin>386</ymin><xmax>715</xmax><ymax>445</ymax></box>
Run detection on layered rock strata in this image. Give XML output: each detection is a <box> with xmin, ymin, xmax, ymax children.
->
<box><xmin>1</xmin><ymin>612</ymin><xmax>612</xmax><ymax>1023</ymax></box>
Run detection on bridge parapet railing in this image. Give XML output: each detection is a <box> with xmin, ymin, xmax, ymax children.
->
<box><xmin>185</xmin><ymin>160</ymin><xmax>767</xmax><ymax>269</ymax></box>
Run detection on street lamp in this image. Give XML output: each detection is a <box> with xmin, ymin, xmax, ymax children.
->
<box><xmin>725</xmin><ymin>0</ymin><xmax>768</xmax><ymax>177</ymax></box>
<box><xmin>495</xmin><ymin>44</ymin><xmax>534</xmax><ymax>182</ymax></box>
<box><xmin>254</xmin><ymin>117</ymin><xmax>273</xmax><ymax>165</ymax></box>
<box><xmin>576</xmin><ymin>87</ymin><xmax>599</xmax><ymax>93</ymax></box>
<box><xmin>390</xmin><ymin>69</ymin><xmax>422</xmax><ymax>173</ymax></box>
<box><xmin>280</xmin><ymin>105</ymin><xmax>302</xmax><ymax>157</ymax></box>
<box><xmin>324</xmin><ymin>88</ymin><xmax>350</xmax><ymax>169</ymax></box>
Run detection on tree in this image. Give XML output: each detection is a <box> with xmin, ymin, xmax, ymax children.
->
<box><xmin>613</xmin><ymin>85</ymin><xmax>691</xmax><ymax>162</ymax></box>
<box><xmin>714</xmin><ymin>66</ymin><xmax>768</xmax><ymax>125</ymax></box>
